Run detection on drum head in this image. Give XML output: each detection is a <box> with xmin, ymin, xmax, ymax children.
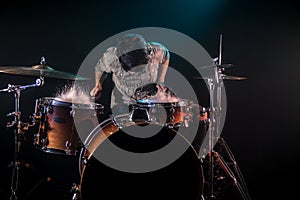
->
<box><xmin>80</xmin><ymin>123</ymin><xmax>204</xmax><ymax>200</ymax></box>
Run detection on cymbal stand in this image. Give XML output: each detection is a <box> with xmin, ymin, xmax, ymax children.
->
<box><xmin>0</xmin><ymin>77</ymin><xmax>44</xmax><ymax>200</ymax></box>
<box><xmin>205</xmin><ymin>34</ymin><xmax>251</xmax><ymax>200</ymax></box>
<box><xmin>205</xmin><ymin>34</ymin><xmax>224</xmax><ymax>199</ymax></box>
<box><xmin>206</xmin><ymin>66</ymin><xmax>221</xmax><ymax>199</ymax></box>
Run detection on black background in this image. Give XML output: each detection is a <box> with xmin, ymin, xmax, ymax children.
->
<box><xmin>0</xmin><ymin>0</ymin><xmax>299</xmax><ymax>200</ymax></box>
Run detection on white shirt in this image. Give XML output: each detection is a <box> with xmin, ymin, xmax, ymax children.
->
<box><xmin>95</xmin><ymin>42</ymin><xmax>170</xmax><ymax>107</ymax></box>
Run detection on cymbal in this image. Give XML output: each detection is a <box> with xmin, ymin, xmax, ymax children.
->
<box><xmin>195</xmin><ymin>74</ymin><xmax>247</xmax><ymax>81</ymax></box>
<box><xmin>196</xmin><ymin>63</ymin><xmax>234</xmax><ymax>70</ymax></box>
<box><xmin>220</xmin><ymin>74</ymin><xmax>247</xmax><ymax>80</ymax></box>
<box><xmin>0</xmin><ymin>64</ymin><xmax>90</xmax><ymax>80</ymax></box>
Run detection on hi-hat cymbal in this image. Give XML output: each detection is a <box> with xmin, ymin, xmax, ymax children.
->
<box><xmin>0</xmin><ymin>64</ymin><xmax>90</xmax><ymax>80</ymax></box>
<box><xmin>196</xmin><ymin>63</ymin><xmax>234</xmax><ymax>70</ymax></box>
<box><xmin>195</xmin><ymin>74</ymin><xmax>247</xmax><ymax>81</ymax></box>
<box><xmin>220</xmin><ymin>74</ymin><xmax>247</xmax><ymax>80</ymax></box>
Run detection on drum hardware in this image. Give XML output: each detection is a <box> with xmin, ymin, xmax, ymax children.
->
<box><xmin>0</xmin><ymin>78</ymin><xmax>44</xmax><ymax>200</ymax></box>
<box><xmin>197</xmin><ymin>34</ymin><xmax>250</xmax><ymax>200</ymax></box>
<box><xmin>128</xmin><ymin>104</ymin><xmax>150</xmax><ymax>122</ymax></box>
<box><xmin>70</xmin><ymin>183</ymin><xmax>80</xmax><ymax>200</ymax></box>
<box><xmin>211</xmin><ymin>138</ymin><xmax>250</xmax><ymax>200</ymax></box>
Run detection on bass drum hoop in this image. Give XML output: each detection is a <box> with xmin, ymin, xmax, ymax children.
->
<box><xmin>78</xmin><ymin>116</ymin><xmax>205</xmax><ymax>200</ymax></box>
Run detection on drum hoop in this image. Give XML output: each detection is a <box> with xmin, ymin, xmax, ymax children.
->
<box><xmin>82</xmin><ymin>117</ymin><xmax>119</xmax><ymax>157</ymax></box>
<box><xmin>135</xmin><ymin>98</ymin><xmax>191</xmax><ymax>107</ymax></box>
<box><xmin>79</xmin><ymin>115</ymin><xmax>200</xmax><ymax>173</ymax></box>
<box><xmin>39</xmin><ymin>97</ymin><xmax>104</xmax><ymax>110</ymax></box>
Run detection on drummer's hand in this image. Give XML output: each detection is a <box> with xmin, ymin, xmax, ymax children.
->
<box><xmin>156</xmin><ymin>82</ymin><xmax>166</xmax><ymax>92</ymax></box>
<box><xmin>90</xmin><ymin>83</ymin><xmax>102</xmax><ymax>100</ymax></box>
<box><xmin>156</xmin><ymin>82</ymin><xmax>177</xmax><ymax>97</ymax></box>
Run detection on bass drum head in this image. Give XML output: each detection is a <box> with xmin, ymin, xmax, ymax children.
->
<box><xmin>80</xmin><ymin>123</ymin><xmax>204</xmax><ymax>200</ymax></box>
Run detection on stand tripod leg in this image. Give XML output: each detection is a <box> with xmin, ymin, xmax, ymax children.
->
<box><xmin>207</xmin><ymin>149</ymin><xmax>216</xmax><ymax>199</ymax></box>
<box><xmin>9</xmin><ymin>165</ymin><xmax>19</xmax><ymax>200</ymax></box>
<box><xmin>218</xmin><ymin>138</ymin><xmax>250</xmax><ymax>197</ymax></box>
<box><xmin>10</xmin><ymin>128</ymin><xmax>22</xmax><ymax>200</ymax></box>
<box><xmin>212</xmin><ymin>138</ymin><xmax>251</xmax><ymax>200</ymax></box>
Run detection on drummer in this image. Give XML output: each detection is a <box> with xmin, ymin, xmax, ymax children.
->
<box><xmin>90</xmin><ymin>33</ymin><xmax>171</xmax><ymax>121</ymax></box>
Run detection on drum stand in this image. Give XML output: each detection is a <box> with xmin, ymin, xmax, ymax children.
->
<box><xmin>0</xmin><ymin>77</ymin><xmax>44</xmax><ymax>200</ymax></box>
<box><xmin>204</xmin><ymin>35</ymin><xmax>251</xmax><ymax>200</ymax></box>
<box><xmin>205</xmin><ymin>64</ymin><xmax>251</xmax><ymax>200</ymax></box>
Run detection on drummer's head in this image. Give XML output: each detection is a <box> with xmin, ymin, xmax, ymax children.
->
<box><xmin>117</xmin><ymin>34</ymin><xmax>151</xmax><ymax>72</ymax></box>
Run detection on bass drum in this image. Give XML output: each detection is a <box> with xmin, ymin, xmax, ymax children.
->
<box><xmin>78</xmin><ymin>116</ymin><xmax>205</xmax><ymax>200</ymax></box>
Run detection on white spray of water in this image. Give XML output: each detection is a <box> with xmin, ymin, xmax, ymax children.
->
<box><xmin>55</xmin><ymin>85</ymin><xmax>93</xmax><ymax>105</ymax></box>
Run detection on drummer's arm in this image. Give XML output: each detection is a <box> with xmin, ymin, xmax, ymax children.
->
<box><xmin>157</xmin><ymin>59</ymin><xmax>169</xmax><ymax>84</ymax></box>
<box><xmin>156</xmin><ymin>45</ymin><xmax>170</xmax><ymax>85</ymax></box>
<box><xmin>90</xmin><ymin>68</ymin><xmax>103</xmax><ymax>98</ymax></box>
<box><xmin>95</xmin><ymin>69</ymin><xmax>103</xmax><ymax>89</ymax></box>
<box><xmin>90</xmin><ymin>48</ymin><xmax>114</xmax><ymax>98</ymax></box>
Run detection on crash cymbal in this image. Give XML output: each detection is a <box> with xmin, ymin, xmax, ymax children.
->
<box><xmin>195</xmin><ymin>74</ymin><xmax>247</xmax><ymax>81</ymax></box>
<box><xmin>0</xmin><ymin>64</ymin><xmax>90</xmax><ymax>80</ymax></box>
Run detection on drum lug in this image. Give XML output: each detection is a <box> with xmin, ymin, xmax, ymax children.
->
<box><xmin>70</xmin><ymin>110</ymin><xmax>75</xmax><ymax>118</ymax></box>
<box><xmin>166</xmin><ymin>123</ymin><xmax>175</xmax><ymax>129</ymax></box>
<box><xmin>46</xmin><ymin>105</ymin><xmax>53</xmax><ymax>114</ymax></box>
<box><xmin>169</xmin><ymin>115</ymin><xmax>175</xmax><ymax>122</ymax></box>
<box><xmin>65</xmin><ymin>141</ymin><xmax>74</xmax><ymax>155</ymax></box>
<box><xmin>65</xmin><ymin>140</ymin><xmax>72</xmax><ymax>148</ymax></box>
<box><xmin>183</xmin><ymin>119</ymin><xmax>189</xmax><ymax>127</ymax></box>
<box><xmin>147</xmin><ymin>108</ymin><xmax>154</xmax><ymax>122</ymax></box>
<box><xmin>41</xmin><ymin>138</ymin><xmax>47</xmax><ymax>146</ymax></box>
<box><xmin>82</xmin><ymin>155</ymin><xmax>88</xmax><ymax>165</ymax></box>
<box><xmin>183</xmin><ymin>114</ymin><xmax>192</xmax><ymax>127</ymax></box>
<box><xmin>169</xmin><ymin>107</ymin><xmax>175</xmax><ymax>114</ymax></box>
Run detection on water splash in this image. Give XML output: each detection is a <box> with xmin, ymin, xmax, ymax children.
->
<box><xmin>55</xmin><ymin>84</ymin><xmax>92</xmax><ymax>105</ymax></box>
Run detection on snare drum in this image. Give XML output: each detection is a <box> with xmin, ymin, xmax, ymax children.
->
<box><xmin>33</xmin><ymin>97</ymin><xmax>103</xmax><ymax>156</ymax></box>
<box><xmin>128</xmin><ymin>98</ymin><xmax>193</xmax><ymax>128</ymax></box>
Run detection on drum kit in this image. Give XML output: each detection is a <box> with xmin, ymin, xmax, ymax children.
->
<box><xmin>0</xmin><ymin>37</ymin><xmax>251</xmax><ymax>200</ymax></box>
